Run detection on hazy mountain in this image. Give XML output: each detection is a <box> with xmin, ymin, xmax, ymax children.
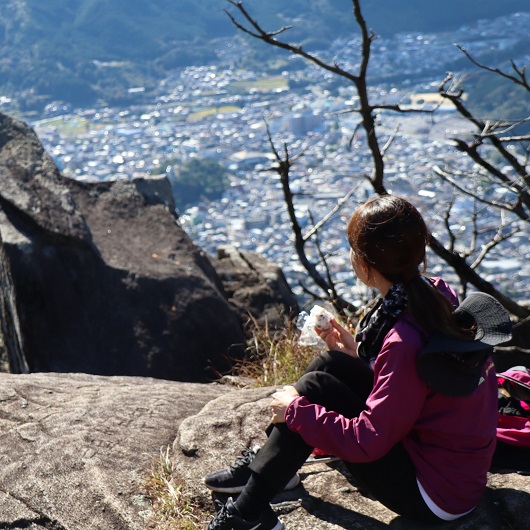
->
<box><xmin>0</xmin><ymin>0</ymin><xmax>528</xmax><ymax>109</ymax></box>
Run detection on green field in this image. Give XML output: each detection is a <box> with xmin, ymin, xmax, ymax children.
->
<box><xmin>231</xmin><ymin>75</ymin><xmax>289</xmax><ymax>93</ymax></box>
<box><xmin>33</xmin><ymin>117</ymin><xmax>104</xmax><ymax>136</ymax></box>
<box><xmin>187</xmin><ymin>105</ymin><xmax>241</xmax><ymax>122</ymax></box>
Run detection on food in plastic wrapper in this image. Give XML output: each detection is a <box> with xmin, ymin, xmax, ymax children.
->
<box><xmin>297</xmin><ymin>305</ymin><xmax>333</xmax><ymax>347</ymax></box>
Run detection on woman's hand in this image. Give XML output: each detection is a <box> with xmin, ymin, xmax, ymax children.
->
<box><xmin>317</xmin><ymin>318</ymin><xmax>358</xmax><ymax>357</ymax></box>
<box><xmin>270</xmin><ymin>385</ymin><xmax>299</xmax><ymax>424</ymax></box>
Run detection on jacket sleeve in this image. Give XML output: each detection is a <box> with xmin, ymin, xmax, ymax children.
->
<box><xmin>285</xmin><ymin>327</ymin><xmax>430</xmax><ymax>462</ymax></box>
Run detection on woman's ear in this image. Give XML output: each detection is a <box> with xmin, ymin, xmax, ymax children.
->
<box><xmin>352</xmin><ymin>255</ymin><xmax>370</xmax><ymax>285</ymax></box>
<box><xmin>361</xmin><ymin>259</ymin><xmax>369</xmax><ymax>274</ymax></box>
<box><xmin>357</xmin><ymin>256</ymin><xmax>369</xmax><ymax>276</ymax></box>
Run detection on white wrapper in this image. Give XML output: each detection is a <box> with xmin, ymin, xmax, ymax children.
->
<box><xmin>297</xmin><ymin>305</ymin><xmax>333</xmax><ymax>347</ymax></box>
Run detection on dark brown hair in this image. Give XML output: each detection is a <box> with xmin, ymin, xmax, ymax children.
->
<box><xmin>347</xmin><ymin>195</ymin><xmax>468</xmax><ymax>337</ymax></box>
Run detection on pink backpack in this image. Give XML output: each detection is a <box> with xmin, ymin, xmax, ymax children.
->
<box><xmin>497</xmin><ymin>366</ymin><xmax>530</xmax><ymax>448</ymax></box>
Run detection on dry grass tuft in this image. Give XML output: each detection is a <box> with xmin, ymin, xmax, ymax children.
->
<box><xmin>143</xmin><ymin>316</ymin><xmax>344</xmax><ymax>527</ymax></box>
<box><xmin>233</xmin><ymin>316</ymin><xmax>319</xmax><ymax>387</ymax></box>
<box><xmin>142</xmin><ymin>446</ymin><xmax>207</xmax><ymax>530</ymax></box>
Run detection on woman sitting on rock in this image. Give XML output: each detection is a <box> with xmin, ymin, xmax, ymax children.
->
<box><xmin>203</xmin><ymin>195</ymin><xmax>510</xmax><ymax>530</ymax></box>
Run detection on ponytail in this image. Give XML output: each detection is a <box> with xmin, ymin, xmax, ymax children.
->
<box><xmin>406</xmin><ymin>276</ymin><xmax>472</xmax><ymax>339</ymax></box>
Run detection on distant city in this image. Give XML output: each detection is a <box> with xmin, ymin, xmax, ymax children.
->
<box><xmin>17</xmin><ymin>11</ymin><xmax>530</xmax><ymax>305</ymax></box>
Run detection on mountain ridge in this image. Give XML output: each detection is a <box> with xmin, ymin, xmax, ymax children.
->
<box><xmin>1</xmin><ymin>0</ymin><xmax>528</xmax><ymax>109</ymax></box>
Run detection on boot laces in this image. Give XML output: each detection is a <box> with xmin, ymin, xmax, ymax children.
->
<box><xmin>230</xmin><ymin>446</ymin><xmax>257</xmax><ymax>472</ymax></box>
<box><xmin>209</xmin><ymin>499</ymin><xmax>231</xmax><ymax>529</ymax></box>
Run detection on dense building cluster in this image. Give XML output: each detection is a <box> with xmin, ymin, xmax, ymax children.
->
<box><xmin>26</xmin><ymin>11</ymin><xmax>530</xmax><ymax>305</ymax></box>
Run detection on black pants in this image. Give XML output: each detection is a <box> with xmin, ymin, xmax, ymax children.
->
<box><xmin>249</xmin><ymin>350</ymin><xmax>443</xmax><ymax>524</ymax></box>
<box><xmin>492</xmin><ymin>440</ymin><xmax>530</xmax><ymax>474</ymax></box>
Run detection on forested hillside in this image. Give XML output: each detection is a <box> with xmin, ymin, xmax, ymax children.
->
<box><xmin>0</xmin><ymin>0</ymin><xmax>528</xmax><ymax>109</ymax></box>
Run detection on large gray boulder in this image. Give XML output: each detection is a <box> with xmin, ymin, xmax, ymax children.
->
<box><xmin>176</xmin><ymin>384</ymin><xmax>530</xmax><ymax>530</ymax></box>
<box><xmin>0</xmin><ymin>372</ymin><xmax>529</xmax><ymax>530</ymax></box>
<box><xmin>0</xmin><ymin>112</ymin><xmax>297</xmax><ymax>381</ymax></box>
<box><xmin>0</xmin><ymin>372</ymin><xmax>225</xmax><ymax>530</ymax></box>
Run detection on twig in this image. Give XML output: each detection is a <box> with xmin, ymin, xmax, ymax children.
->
<box><xmin>303</xmin><ymin>185</ymin><xmax>359</xmax><ymax>241</ymax></box>
<box><xmin>456</xmin><ymin>45</ymin><xmax>530</xmax><ymax>92</ymax></box>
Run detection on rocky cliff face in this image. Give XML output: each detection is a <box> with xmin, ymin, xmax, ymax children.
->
<box><xmin>0</xmin><ymin>233</ymin><xmax>27</xmax><ymax>373</ymax></box>
<box><xmin>0</xmin><ymin>112</ymin><xmax>297</xmax><ymax>381</ymax></box>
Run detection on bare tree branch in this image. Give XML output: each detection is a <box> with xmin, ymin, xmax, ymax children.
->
<box><xmin>481</xmin><ymin>116</ymin><xmax>530</xmax><ymax>139</ymax></box>
<box><xmin>380</xmin><ymin>123</ymin><xmax>400</xmax><ymax>158</ymax></box>
<box><xmin>438</xmin><ymin>129</ymin><xmax>530</xmax><ymax>220</ymax></box>
<box><xmin>303</xmin><ymin>186</ymin><xmax>359</xmax><ymax>241</ymax></box>
<box><xmin>225</xmin><ymin>1</ymin><xmax>293</xmax><ymax>38</ymax></box>
<box><xmin>225</xmin><ymin>1</ymin><xmax>360</xmax><ymax>84</ymax></box>
<box><xmin>348</xmin><ymin>120</ymin><xmax>363</xmax><ymax>148</ymax></box>
<box><xmin>470</xmin><ymin>225</ymin><xmax>521</xmax><ymax>269</ymax></box>
<box><xmin>432</xmin><ymin>165</ymin><xmax>530</xmax><ymax>221</ymax></box>
<box><xmin>456</xmin><ymin>44</ymin><xmax>530</xmax><ymax>92</ymax></box>
<box><xmin>466</xmin><ymin>204</ymin><xmax>479</xmax><ymax>259</ymax></box>
<box><xmin>262</xmin><ymin>121</ymin><xmax>356</xmax><ymax>314</ymax></box>
<box><xmin>496</xmin><ymin>134</ymin><xmax>530</xmax><ymax>142</ymax></box>
<box><xmin>308</xmin><ymin>210</ymin><xmax>342</xmax><ymax>307</ymax></box>
<box><xmin>439</xmin><ymin>74</ymin><xmax>530</xmax><ymax>189</ymax></box>
<box><xmin>227</xmin><ymin>0</ymin><xmax>530</xmax><ymax>322</ymax></box>
<box><xmin>428</xmin><ymin>235</ymin><xmax>528</xmax><ymax>319</ymax></box>
<box><xmin>226</xmin><ymin>0</ymin><xmax>388</xmax><ymax>194</ymax></box>
<box><xmin>442</xmin><ymin>196</ymin><xmax>456</xmax><ymax>252</ymax></box>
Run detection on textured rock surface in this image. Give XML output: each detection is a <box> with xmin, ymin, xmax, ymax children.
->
<box><xmin>175</xmin><ymin>386</ymin><xmax>530</xmax><ymax>530</ymax></box>
<box><xmin>0</xmin><ymin>372</ymin><xmax>226</xmax><ymax>530</ymax></box>
<box><xmin>0</xmin><ymin>372</ymin><xmax>529</xmax><ymax>530</ymax></box>
<box><xmin>212</xmin><ymin>245</ymin><xmax>299</xmax><ymax>329</ymax></box>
